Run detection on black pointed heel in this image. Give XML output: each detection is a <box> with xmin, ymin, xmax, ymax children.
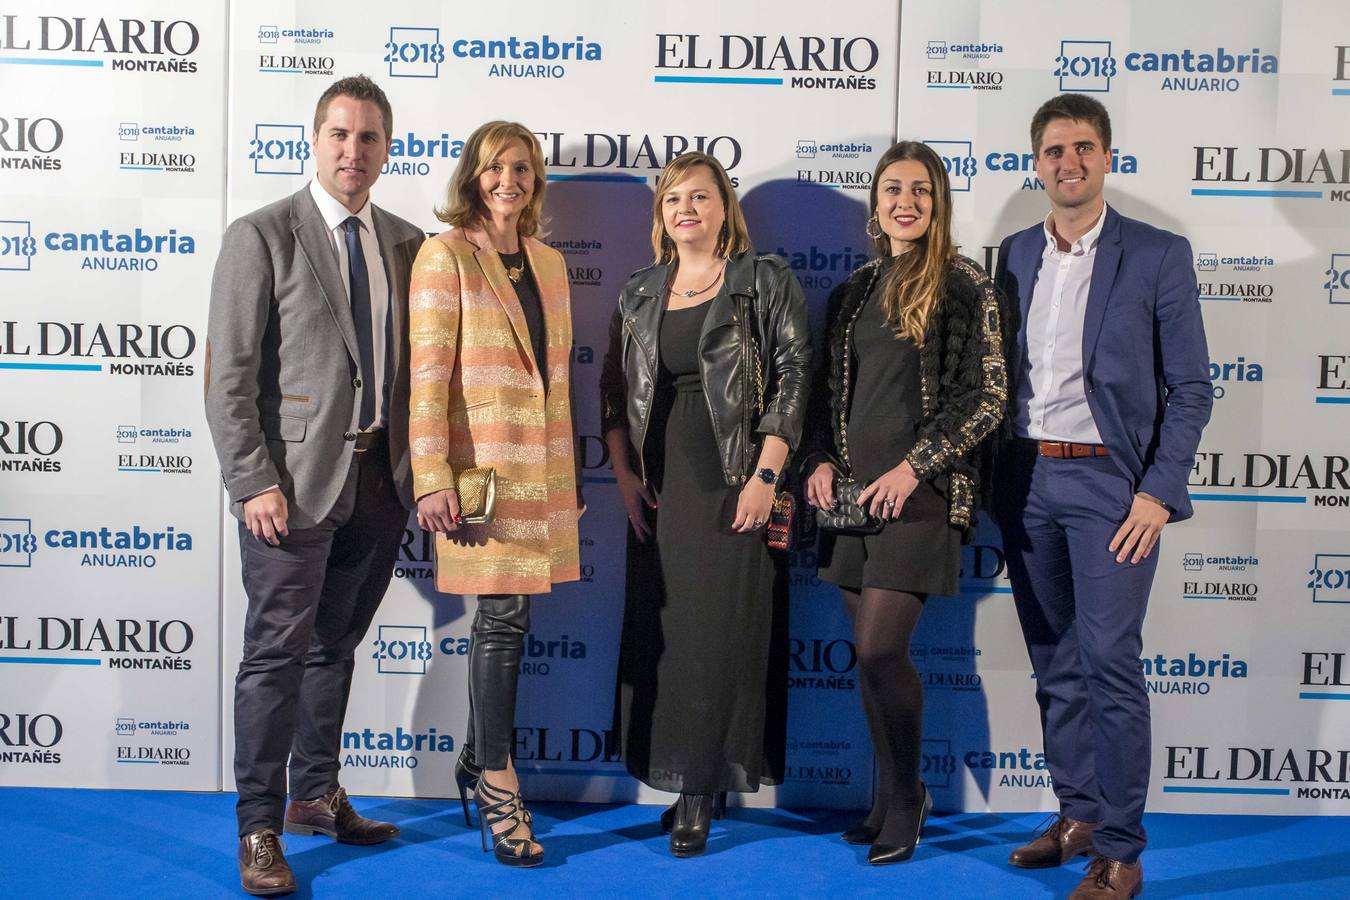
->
<box><xmin>475</xmin><ymin>777</ymin><xmax>543</xmax><ymax>868</ymax></box>
<box><xmin>454</xmin><ymin>746</ymin><xmax>482</xmax><ymax>828</ymax></box>
<box><xmin>660</xmin><ymin>791</ymin><xmax>726</xmax><ymax>833</ymax></box>
<box><xmin>867</xmin><ymin>785</ymin><xmax>931</xmax><ymax>866</ymax></box>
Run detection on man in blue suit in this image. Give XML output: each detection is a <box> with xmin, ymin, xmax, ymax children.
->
<box><xmin>993</xmin><ymin>94</ymin><xmax>1212</xmax><ymax>900</ymax></box>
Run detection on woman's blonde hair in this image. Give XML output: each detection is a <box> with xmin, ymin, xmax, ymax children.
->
<box><xmin>650</xmin><ymin>152</ymin><xmax>752</xmax><ymax>264</ymax></box>
<box><xmin>435</xmin><ymin>121</ymin><xmax>548</xmax><ymax>237</ymax></box>
<box><xmin>869</xmin><ymin>141</ymin><xmax>955</xmax><ymax>346</ymax></box>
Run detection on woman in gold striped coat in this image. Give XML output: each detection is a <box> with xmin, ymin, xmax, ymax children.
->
<box><xmin>408</xmin><ymin>121</ymin><xmax>581</xmax><ymax>868</ymax></box>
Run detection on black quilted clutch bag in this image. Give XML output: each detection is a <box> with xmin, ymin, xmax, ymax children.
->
<box><xmin>815</xmin><ymin>477</ymin><xmax>884</xmax><ymax>535</ymax></box>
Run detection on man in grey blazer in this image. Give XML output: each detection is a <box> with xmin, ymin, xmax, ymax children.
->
<box><xmin>205</xmin><ymin>74</ymin><xmax>424</xmax><ymax>896</ymax></box>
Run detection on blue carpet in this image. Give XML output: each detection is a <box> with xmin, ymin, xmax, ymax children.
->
<box><xmin>2</xmin><ymin>789</ymin><xmax>1346</xmax><ymax>898</ymax></box>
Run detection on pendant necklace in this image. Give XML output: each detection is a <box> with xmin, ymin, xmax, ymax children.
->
<box><xmin>500</xmin><ymin>249</ymin><xmax>525</xmax><ymax>284</ymax></box>
<box><xmin>673</xmin><ymin>260</ymin><xmax>726</xmax><ymax>298</ymax></box>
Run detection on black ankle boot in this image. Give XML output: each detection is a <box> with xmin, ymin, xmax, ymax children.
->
<box><xmin>669</xmin><ymin>793</ymin><xmax>714</xmax><ymax>858</ymax></box>
<box><xmin>660</xmin><ymin>791</ymin><xmax>726</xmax><ymax>834</ymax></box>
<box><xmin>867</xmin><ymin>785</ymin><xmax>931</xmax><ymax>865</ymax></box>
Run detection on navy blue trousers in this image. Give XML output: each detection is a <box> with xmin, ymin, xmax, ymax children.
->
<box><xmin>994</xmin><ymin>442</ymin><xmax>1157</xmax><ymax>863</ymax></box>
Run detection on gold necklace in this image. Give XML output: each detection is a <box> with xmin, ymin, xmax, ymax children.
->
<box><xmin>499</xmin><ymin>249</ymin><xmax>525</xmax><ymax>284</ymax></box>
<box><xmin>673</xmin><ymin>260</ymin><xmax>726</xmax><ymax>298</ymax></box>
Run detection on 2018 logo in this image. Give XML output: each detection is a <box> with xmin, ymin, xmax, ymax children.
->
<box><xmin>925</xmin><ymin>140</ymin><xmax>976</xmax><ymax>191</ymax></box>
<box><xmin>1326</xmin><ymin>253</ymin><xmax>1350</xmax><ymax>304</ymax></box>
<box><xmin>385</xmin><ymin>26</ymin><xmax>445</xmax><ymax>79</ymax></box>
<box><xmin>250</xmin><ymin>124</ymin><xmax>311</xmax><ymax>175</ymax></box>
<box><xmin>1056</xmin><ymin>40</ymin><xmax>1116</xmax><ymax>92</ymax></box>
<box><xmin>0</xmin><ymin>219</ymin><xmax>38</xmax><ymax>271</ymax></box>
<box><xmin>0</xmin><ymin>517</ymin><xmax>37</xmax><ymax>567</ymax></box>
<box><xmin>1310</xmin><ymin>554</ymin><xmax>1350</xmax><ymax>604</ymax></box>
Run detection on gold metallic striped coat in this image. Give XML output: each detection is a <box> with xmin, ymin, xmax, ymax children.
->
<box><xmin>409</xmin><ymin>226</ymin><xmax>580</xmax><ymax>595</ymax></box>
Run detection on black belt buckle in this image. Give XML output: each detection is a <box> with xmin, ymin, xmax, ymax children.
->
<box><xmin>353</xmin><ymin>429</ymin><xmax>382</xmax><ymax>453</ymax></box>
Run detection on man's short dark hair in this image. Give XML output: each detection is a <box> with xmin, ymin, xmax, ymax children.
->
<box><xmin>1030</xmin><ymin>93</ymin><xmax>1111</xmax><ymax>155</ymax></box>
<box><xmin>313</xmin><ymin>74</ymin><xmax>393</xmax><ymax>140</ymax></box>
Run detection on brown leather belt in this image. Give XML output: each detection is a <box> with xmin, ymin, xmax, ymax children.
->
<box><xmin>1037</xmin><ymin>440</ymin><xmax>1109</xmax><ymax>459</ymax></box>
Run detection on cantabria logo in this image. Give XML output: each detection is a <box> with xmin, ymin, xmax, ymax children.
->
<box><xmin>655</xmin><ymin>32</ymin><xmax>879</xmax><ymax>90</ymax></box>
<box><xmin>382</xmin><ymin>130</ymin><xmax>463</xmax><ymax>177</ymax></box>
<box><xmin>343</xmin><ymin>725</ymin><xmax>454</xmax><ymax>769</ymax></box>
<box><xmin>2</xmin><ymin>218</ymin><xmax>195</xmax><ymax>273</ymax></box>
<box><xmin>0</xmin><ymin>115</ymin><xmax>63</xmax><ymax>172</ymax></box>
<box><xmin>925</xmin><ymin>139</ymin><xmax>1138</xmax><ymax>192</ymax></box>
<box><xmin>385</xmin><ymin>27</ymin><xmax>599</xmax><ymax>80</ymax></box>
<box><xmin>2</xmin><ymin>518</ymin><xmax>194</xmax><ymax>569</ymax></box>
<box><xmin>964</xmin><ymin>747</ymin><xmax>1052</xmax><ymax>789</ymax></box>
<box><xmin>1056</xmin><ymin>40</ymin><xmax>1276</xmax><ymax>93</ymax></box>
<box><xmin>1141</xmin><ymin>651</ymin><xmax>1248</xmax><ymax>696</ymax></box>
<box><xmin>0</xmin><ymin>14</ymin><xmax>199</xmax><ymax>73</ymax></box>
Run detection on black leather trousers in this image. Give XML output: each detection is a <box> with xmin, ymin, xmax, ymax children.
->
<box><xmin>467</xmin><ymin>594</ymin><xmax>531</xmax><ymax>770</ymax></box>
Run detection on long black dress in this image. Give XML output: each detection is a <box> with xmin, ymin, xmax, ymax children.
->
<box><xmin>616</xmin><ymin>297</ymin><xmax>786</xmax><ymax>794</ymax></box>
<box><xmin>818</xmin><ymin>274</ymin><xmax>962</xmax><ymax>596</ymax></box>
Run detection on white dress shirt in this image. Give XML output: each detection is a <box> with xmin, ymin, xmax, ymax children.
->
<box><xmin>1012</xmin><ymin>204</ymin><xmax>1108</xmax><ymax>443</ymax></box>
<box><xmin>308</xmin><ymin>178</ymin><xmax>391</xmax><ymax>429</ymax></box>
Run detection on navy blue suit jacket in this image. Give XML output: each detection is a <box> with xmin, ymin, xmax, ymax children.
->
<box><xmin>995</xmin><ymin>206</ymin><xmax>1212</xmax><ymax>521</ymax></box>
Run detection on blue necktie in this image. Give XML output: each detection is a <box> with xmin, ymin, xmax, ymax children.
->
<box><xmin>342</xmin><ymin>216</ymin><xmax>376</xmax><ymax>430</ymax></box>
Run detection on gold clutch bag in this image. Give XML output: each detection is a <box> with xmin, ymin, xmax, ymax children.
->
<box><xmin>454</xmin><ymin>467</ymin><xmax>497</xmax><ymax>524</ymax></box>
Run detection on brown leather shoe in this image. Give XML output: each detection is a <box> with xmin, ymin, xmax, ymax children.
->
<box><xmin>1008</xmin><ymin>815</ymin><xmax>1097</xmax><ymax>868</ymax></box>
<box><xmin>284</xmin><ymin>786</ymin><xmax>400</xmax><ymax>845</ymax></box>
<box><xmin>1069</xmin><ymin>857</ymin><xmax>1143</xmax><ymax>899</ymax></box>
<box><xmin>238</xmin><ymin>829</ymin><xmax>296</xmax><ymax>896</ymax></box>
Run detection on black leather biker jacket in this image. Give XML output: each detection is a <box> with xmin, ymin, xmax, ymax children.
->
<box><xmin>600</xmin><ymin>252</ymin><xmax>812</xmax><ymax>486</ymax></box>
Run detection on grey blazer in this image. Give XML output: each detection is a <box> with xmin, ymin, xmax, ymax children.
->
<box><xmin>205</xmin><ymin>187</ymin><xmax>424</xmax><ymax>530</ymax></box>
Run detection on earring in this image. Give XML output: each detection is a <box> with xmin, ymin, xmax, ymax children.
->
<box><xmin>865</xmin><ymin>214</ymin><xmax>883</xmax><ymax>240</ymax></box>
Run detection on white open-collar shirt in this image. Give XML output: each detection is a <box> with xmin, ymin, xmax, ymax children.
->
<box><xmin>1012</xmin><ymin>204</ymin><xmax>1108</xmax><ymax>444</ymax></box>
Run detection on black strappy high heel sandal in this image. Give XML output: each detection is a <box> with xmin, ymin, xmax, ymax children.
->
<box><xmin>454</xmin><ymin>746</ymin><xmax>482</xmax><ymax>827</ymax></box>
<box><xmin>474</xmin><ymin>777</ymin><xmax>544</xmax><ymax>868</ymax></box>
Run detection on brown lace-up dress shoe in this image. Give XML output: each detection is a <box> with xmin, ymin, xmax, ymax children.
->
<box><xmin>1008</xmin><ymin>815</ymin><xmax>1097</xmax><ymax>868</ymax></box>
<box><xmin>238</xmin><ymin>829</ymin><xmax>296</xmax><ymax>896</ymax></box>
<box><xmin>1069</xmin><ymin>857</ymin><xmax>1143</xmax><ymax>899</ymax></box>
<box><xmin>284</xmin><ymin>786</ymin><xmax>400</xmax><ymax>845</ymax></box>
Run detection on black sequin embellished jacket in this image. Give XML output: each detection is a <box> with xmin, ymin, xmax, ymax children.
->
<box><xmin>801</xmin><ymin>255</ymin><xmax>1007</xmax><ymax>529</ymax></box>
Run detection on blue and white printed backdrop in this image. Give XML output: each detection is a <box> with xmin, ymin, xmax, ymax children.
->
<box><xmin>2</xmin><ymin>0</ymin><xmax>1346</xmax><ymax>815</ymax></box>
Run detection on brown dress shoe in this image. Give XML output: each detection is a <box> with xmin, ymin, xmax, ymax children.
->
<box><xmin>285</xmin><ymin>786</ymin><xmax>400</xmax><ymax>845</ymax></box>
<box><xmin>238</xmin><ymin>829</ymin><xmax>296</xmax><ymax>896</ymax></box>
<box><xmin>1069</xmin><ymin>857</ymin><xmax>1143</xmax><ymax>899</ymax></box>
<box><xmin>1008</xmin><ymin>815</ymin><xmax>1097</xmax><ymax>868</ymax></box>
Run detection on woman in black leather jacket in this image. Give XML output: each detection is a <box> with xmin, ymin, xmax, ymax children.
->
<box><xmin>600</xmin><ymin>151</ymin><xmax>810</xmax><ymax>857</ymax></box>
<box><xmin>801</xmin><ymin>141</ymin><xmax>1006</xmax><ymax>865</ymax></box>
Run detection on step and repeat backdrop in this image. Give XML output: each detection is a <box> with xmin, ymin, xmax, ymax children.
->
<box><xmin>3</xmin><ymin>0</ymin><xmax>1347</xmax><ymax>815</ymax></box>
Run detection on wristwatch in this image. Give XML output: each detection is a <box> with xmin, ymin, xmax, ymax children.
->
<box><xmin>756</xmin><ymin>466</ymin><xmax>779</xmax><ymax>485</ymax></box>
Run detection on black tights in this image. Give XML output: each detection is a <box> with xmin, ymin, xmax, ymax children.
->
<box><xmin>841</xmin><ymin>586</ymin><xmax>927</xmax><ymax>828</ymax></box>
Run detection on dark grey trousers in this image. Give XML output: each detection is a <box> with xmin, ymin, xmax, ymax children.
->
<box><xmin>233</xmin><ymin>437</ymin><xmax>407</xmax><ymax>836</ymax></box>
